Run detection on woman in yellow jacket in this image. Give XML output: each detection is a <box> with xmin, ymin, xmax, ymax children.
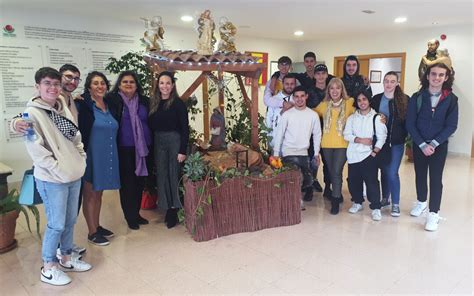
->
<box><xmin>315</xmin><ymin>77</ymin><xmax>355</xmax><ymax>215</ymax></box>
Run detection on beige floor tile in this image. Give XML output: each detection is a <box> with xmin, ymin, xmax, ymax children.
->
<box><xmin>272</xmin><ymin>268</ymin><xmax>331</xmax><ymax>294</ymax></box>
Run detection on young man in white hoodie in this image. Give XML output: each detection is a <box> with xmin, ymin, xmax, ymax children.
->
<box><xmin>343</xmin><ymin>90</ymin><xmax>387</xmax><ymax>221</ymax></box>
<box><xmin>272</xmin><ymin>85</ymin><xmax>322</xmax><ymax>209</ymax></box>
<box><xmin>24</xmin><ymin>67</ymin><xmax>91</xmax><ymax>286</ymax></box>
<box><xmin>265</xmin><ymin>73</ymin><xmax>297</xmax><ymax>151</ymax></box>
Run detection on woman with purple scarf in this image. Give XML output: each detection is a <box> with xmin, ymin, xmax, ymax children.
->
<box><xmin>106</xmin><ymin>71</ymin><xmax>152</xmax><ymax>230</ymax></box>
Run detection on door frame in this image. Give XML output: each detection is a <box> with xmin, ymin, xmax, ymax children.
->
<box><xmin>334</xmin><ymin>52</ymin><xmax>406</xmax><ymax>90</ymax></box>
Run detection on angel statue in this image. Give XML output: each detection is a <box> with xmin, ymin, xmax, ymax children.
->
<box><xmin>140</xmin><ymin>16</ymin><xmax>165</xmax><ymax>51</ymax></box>
<box><xmin>217</xmin><ymin>17</ymin><xmax>237</xmax><ymax>53</ymax></box>
<box><xmin>196</xmin><ymin>9</ymin><xmax>216</xmax><ymax>55</ymax></box>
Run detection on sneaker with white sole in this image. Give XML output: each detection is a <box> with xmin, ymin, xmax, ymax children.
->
<box><xmin>391</xmin><ymin>204</ymin><xmax>401</xmax><ymax>217</ymax></box>
<box><xmin>425</xmin><ymin>212</ymin><xmax>440</xmax><ymax>231</ymax></box>
<box><xmin>300</xmin><ymin>200</ymin><xmax>306</xmax><ymax>211</ymax></box>
<box><xmin>371</xmin><ymin>209</ymin><xmax>382</xmax><ymax>221</ymax></box>
<box><xmin>40</xmin><ymin>266</ymin><xmax>71</xmax><ymax>286</ymax></box>
<box><xmin>72</xmin><ymin>244</ymin><xmax>86</xmax><ymax>255</ymax></box>
<box><xmin>348</xmin><ymin>203</ymin><xmax>363</xmax><ymax>214</ymax></box>
<box><xmin>410</xmin><ymin>201</ymin><xmax>427</xmax><ymax>217</ymax></box>
<box><xmin>60</xmin><ymin>258</ymin><xmax>92</xmax><ymax>272</ymax></box>
<box><xmin>56</xmin><ymin>248</ymin><xmax>82</xmax><ymax>261</ymax></box>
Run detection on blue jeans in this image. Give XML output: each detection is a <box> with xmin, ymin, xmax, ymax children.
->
<box><xmin>36</xmin><ymin>178</ymin><xmax>81</xmax><ymax>264</ymax></box>
<box><xmin>380</xmin><ymin>144</ymin><xmax>404</xmax><ymax>205</ymax></box>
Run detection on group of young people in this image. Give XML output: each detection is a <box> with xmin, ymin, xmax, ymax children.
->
<box><xmin>13</xmin><ymin>65</ymin><xmax>189</xmax><ymax>286</ymax></box>
<box><xmin>265</xmin><ymin>52</ymin><xmax>458</xmax><ymax>228</ymax></box>
<box><xmin>13</xmin><ymin>49</ymin><xmax>458</xmax><ymax>286</ymax></box>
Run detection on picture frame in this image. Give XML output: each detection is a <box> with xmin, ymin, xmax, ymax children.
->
<box><xmin>370</xmin><ymin>70</ymin><xmax>382</xmax><ymax>83</ymax></box>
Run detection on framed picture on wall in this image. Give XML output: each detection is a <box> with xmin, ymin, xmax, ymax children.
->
<box><xmin>244</xmin><ymin>51</ymin><xmax>268</xmax><ymax>85</ymax></box>
<box><xmin>370</xmin><ymin>70</ymin><xmax>382</xmax><ymax>83</ymax></box>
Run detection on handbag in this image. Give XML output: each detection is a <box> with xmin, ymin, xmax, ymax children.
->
<box><xmin>19</xmin><ymin>168</ymin><xmax>43</xmax><ymax>205</ymax></box>
<box><xmin>372</xmin><ymin>114</ymin><xmax>391</xmax><ymax>167</ymax></box>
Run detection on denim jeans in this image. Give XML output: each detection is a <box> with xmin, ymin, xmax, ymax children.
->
<box><xmin>380</xmin><ymin>144</ymin><xmax>404</xmax><ymax>205</ymax></box>
<box><xmin>36</xmin><ymin>178</ymin><xmax>81</xmax><ymax>264</ymax></box>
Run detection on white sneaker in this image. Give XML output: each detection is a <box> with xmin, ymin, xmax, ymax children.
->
<box><xmin>425</xmin><ymin>212</ymin><xmax>440</xmax><ymax>231</ymax></box>
<box><xmin>410</xmin><ymin>201</ymin><xmax>427</xmax><ymax>217</ymax></box>
<box><xmin>348</xmin><ymin>203</ymin><xmax>363</xmax><ymax>214</ymax></box>
<box><xmin>60</xmin><ymin>258</ymin><xmax>92</xmax><ymax>272</ymax></box>
<box><xmin>57</xmin><ymin>248</ymin><xmax>82</xmax><ymax>261</ymax></box>
<box><xmin>371</xmin><ymin>209</ymin><xmax>382</xmax><ymax>221</ymax></box>
<box><xmin>41</xmin><ymin>266</ymin><xmax>71</xmax><ymax>286</ymax></box>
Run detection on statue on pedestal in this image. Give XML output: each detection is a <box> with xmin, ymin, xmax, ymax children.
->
<box><xmin>418</xmin><ymin>39</ymin><xmax>453</xmax><ymax>80</ymax></box>
<box><xmin>140</xmin><ymin>16</ymin><xmax>164</xmax><ymax>51</ymax></box>
<box><xmin>217</xmin><ymin>17</ymin><xmax>237</xmax><ymax>53</ymax></box>
<box><xmin>197</xmin><ymin>9</ymin><xmax>216</xmax><ymax>55</ymax></box>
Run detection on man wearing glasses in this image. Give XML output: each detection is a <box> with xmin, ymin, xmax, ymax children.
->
<box><xmin>11</xmin><ymin>64</ymin><xmax>87</xmax><ymax>258</ymax></box>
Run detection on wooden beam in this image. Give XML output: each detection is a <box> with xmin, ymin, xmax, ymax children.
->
<box><xmin>250</xmin><ymin>77</ymin><xmax>259</xmax><ymax>150</ymax></box>
<box><xmin>218</xmin><ymin>70</ymin><xmax>225</xmax><ymax>114</ymax></box>
<box><xmin>202</xmin><ymin>78</ymin><xmax>210</xmax><ymax>142</ymax></box>
<box><xmin>235</xmin><ymin>75</ymin><xmax>251</xmax><ymax>109</ymax></box>
<box><xmin>181</xmin><ymin>72</ymin><xmax>208</xmax><ymax>100</ymax></box>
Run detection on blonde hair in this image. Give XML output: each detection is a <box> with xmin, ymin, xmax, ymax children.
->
<box><xmin>324</xmin><ymin>77</ymin><xmax>349</xmax><ymax>101</ymax></box>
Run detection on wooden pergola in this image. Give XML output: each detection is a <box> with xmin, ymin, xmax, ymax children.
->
<box><xmin>143</xmin><ymin>51</ymin><xmax>266</xmax><ymax>150</ymax></box>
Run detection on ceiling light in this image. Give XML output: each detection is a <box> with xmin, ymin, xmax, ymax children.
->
<box><xmin>432</xmin><ymin>21</ymin><xmax>439</xmax><ymax>25</ymax></box>
<box><xmin>181</xmin><ymin>15</ymin><xmax>193</xmax><ymax>22</ymax></box>
<box><xmin>361</xmin><ymin>10</ymin><xmax>376</xmax><ymax>14</ymax></box>
<box><xmin>394</xmin><ymin>17</ymin><xmax>407</xmax><ymax>23</ymax></box>
<box><xmin>294</xmin><ymin>30</ymin><xmax>304</xmax><ymax>36</ymax></box>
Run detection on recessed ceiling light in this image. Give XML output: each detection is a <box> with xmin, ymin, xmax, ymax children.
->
<box><xmin>432</xmin><ymin>21</ymin><xmax>439</xmax><ymax>25</ymax></box>
<box><xmin>294</xmin><ymin>30</ymin><xmax>304</xmax><ymax>36</ymax></box>
<box><xmin>394</xmin><ymin>17</ymin><xmax>407</xmax><ymax>23</ymax></box>
<box><xmin>181</xmin><ymin>15</ymin><xmax>193</xmax><ymax>22</ymax></box>
<box><xmin>361</xmin><ymin>10</ymin><xmax>376</xmax><ymax>14</ymax></box>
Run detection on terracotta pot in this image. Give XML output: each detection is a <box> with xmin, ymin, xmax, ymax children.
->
<box><xmin>405</xmin><ymin>147</ymin><xmax>414</xmax><ymax>163</ymax></box>
<box><xmin>0</xmin><ymin>210</ymin><xmax>19</xmax><ymax>253</ymax></box>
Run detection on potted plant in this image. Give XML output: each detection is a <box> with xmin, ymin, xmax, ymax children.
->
<box><xmin>0</xmin><ymin>189</ymin><xmax>40</xmax><ymax>253</ymax></box>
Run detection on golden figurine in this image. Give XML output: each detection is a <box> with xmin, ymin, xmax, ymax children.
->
<box><xmin>140</xmin><ymin>16</ymin><xmax>165</xmax><ymax>51</ymax></box>
<box><xmin>217</xmin><ymin>17</ymin><xmax>237</xmax><ymax>53</ymax></box>
<box><xmin>196</xmin><ymin>9</ymin><xmax>216</xmax><ymax>55</ymax></box>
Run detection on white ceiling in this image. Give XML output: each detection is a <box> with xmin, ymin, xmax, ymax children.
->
<box><xmin>3</xmin><ymin>0</ymin><xmax>473</xmax><ymax>40</ymax></box>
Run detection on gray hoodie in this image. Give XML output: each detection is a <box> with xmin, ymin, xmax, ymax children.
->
<box><xmin>24</xmin><ymin>97</ymin><xmax>86</xmax><ymax>183</ymax></box>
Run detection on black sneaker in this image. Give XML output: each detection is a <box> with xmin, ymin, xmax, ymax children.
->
<box><xmin>330</xmin><ymin>197</ymin><xmax>340</xmax><ymax>215</ymax></box>
<box><xmin>312</xmin><ymin>180</ymin><xmax>323</xmax><ymax>192</ymax></box>
<box><xmin>88</xmin><ymin>233</ymin><xmax>110</xmax><ymax>246</ymax></box>
<box><xmin>127</xmin><ymin>221</ymin><xmax>140</xmax><ymax>230</ymax></box>
<box><xmin>380</xmin><ymin>198</ymin><xmax>391</xmax><ymax>208</ymax></box>
<box><xmin>137</xmin><ymin>216</ymin><xmax>149</xmax><ymax>225</ymax></box>
<box><xmin>96</xmin><ymin>226</ymin><xmax>114</xmax><ymax>238</ymax></box>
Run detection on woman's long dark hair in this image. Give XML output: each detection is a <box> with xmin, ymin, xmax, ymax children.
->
<box><xmin>83</xmin><ymin>71</ymin><xmax>110</xmax><ymax>94</ymax></box>
<box><xmin>110</xmin><ymin>70</ymin><xmax>144</xmax><ymax>96</ymax></box>
<box><xmin>385</xmin><ymin>71</ymin><xmax>408</xmax><ymax>120</ymax></box>
<box><xmin>149</xmin><ymin>71</ymin><xmax>179</xmax><ymax>114</ymax></box>
<box><xmin>421</xmin><ymin>62</ymin><xmax>454</xmax><ymax>91</ymax></box>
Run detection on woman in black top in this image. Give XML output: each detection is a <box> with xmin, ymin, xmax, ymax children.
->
<box><xmin>149</xmin><ymin>71</ymin><xmax>189</xmax><ymax>228</ymax></box>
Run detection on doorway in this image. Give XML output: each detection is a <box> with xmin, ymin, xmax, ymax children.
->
<box><xmin>333</xmin><ymin>52</ymin><xmax>406</xmax><ymax>91</ymax></box>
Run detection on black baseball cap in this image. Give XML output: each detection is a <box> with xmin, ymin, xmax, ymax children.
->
<box><xmin>314</xmin><ymin>64</ymin><xmax>328</xmax><ymax>73</ymax></box>
<box><xmin>278</xmin><ymin>56</ymin><xmax>292</xmax><ymax>65</ymax></box>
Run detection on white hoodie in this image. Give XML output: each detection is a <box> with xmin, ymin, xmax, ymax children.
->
<box><xmin>23</xmin><ymin>97</ymin><xmax>86</xmax><ymax>183</ymax></box>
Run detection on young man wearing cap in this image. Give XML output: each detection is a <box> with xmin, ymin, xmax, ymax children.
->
<box><xmin>341</xmin><ymin>55</ymin><xmax>372</xmax><ymax>99</ymax></box>
<box><xmin>271</xmin><ymin>85</ymin><xmax>322</xmax><ymax>210</ymax></box>
<box><xmin>265</xmin><ymin>73</ymin><xmax>297</xmax><ymax>150</ymax></box>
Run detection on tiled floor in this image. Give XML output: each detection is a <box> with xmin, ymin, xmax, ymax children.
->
<box><xmin>1</xmin><ymin>154</ymin><xmax>472</xmax><ymax>295</ymax></box>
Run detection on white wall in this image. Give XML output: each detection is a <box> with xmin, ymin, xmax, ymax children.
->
<box><xmin>0</xmin><ymin>8</ymin><xmax>298</xmax><ymax>182</ymax></box>
<box><xmin>369</xmin><ymin>57</ymin><xmax>402</xmax><ymax>94</ymax></box>
<box><xmin>299</xmin><ymin>24</ymin><xmax>473</xmax><ymax>156</ymax></box>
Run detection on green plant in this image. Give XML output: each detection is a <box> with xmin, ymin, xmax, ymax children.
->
<box><xmin>106</xmin><ymin>51</ymin><xmax>153</xmax><ymax>96</ymax></box>
<box><xmin>405</xmin><ymin>135</ymin><xmax>413</xmax><ymax>149</ymax></box>
<box><xmin>0</xmin><ymin>189</ymin><xmax>41</xmax><ymax>238</ymax></box>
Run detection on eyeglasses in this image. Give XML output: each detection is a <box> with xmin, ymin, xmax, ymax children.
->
<box><xmin>63</xmin><ymin>74</ymin><xmax>82</xmax><ymax>83</ymax></box>
<box><xmin>40</xmin><ymin>81</ymin><xmax>62</xmax><ymax>88</ymax></box>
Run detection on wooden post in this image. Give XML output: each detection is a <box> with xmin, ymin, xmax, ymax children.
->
<box><xmin>218</xmin><ymin>70</ymin><xmax>225</xmax><ymax>114</ymax></box>
<box><xmin>202</xmin><ymin>78</ymin><xmax>210</xmax><ymax>142</ymax></box>
<box><xmin>250</xmin><ymin>77</ymin><xmax>259</xmax><ymax>150</ymax></box>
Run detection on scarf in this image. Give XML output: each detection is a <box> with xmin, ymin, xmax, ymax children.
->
<box><xmin>323</xmin><ymin>98</ymin><xmax>347</xmax><ymax>136</ymax></box>
<box><xmin>45</xmin><ymin>110</ymin><xmax>79</xmax><ymax>142</ymax></box>
<box><xmin>119</xmin><ymin>92</ymin><xmax>149</xmax><ymax>176</ymax></box>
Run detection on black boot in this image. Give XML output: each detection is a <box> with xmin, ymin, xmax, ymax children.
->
<box><xmin>312</xmin><ymin>180</ymin><xmax>323</xmax><ymax>192</ymax></box>
<box><xmin>303</xmin><ymin>187</ymin><xmax>314</xmax><ymax>201</ymax></box>
<box><xmin>166</xmin><ymin>208</ymin><xmax>178</xmax><ymax>229</ymax></box>
<box><xmin>330</xmin><ymin>197</ymin><xmax>340</xmax><ymax>215</ymax></box>
<box><xmin>164</xmin><ymin>209</ymin><xmax>171</xmax><ymax>223</ymax></box>
<box><xmin>323</xmin><ymin>185</ymin><xmax>332</xmax><ymax>199</ymax></box>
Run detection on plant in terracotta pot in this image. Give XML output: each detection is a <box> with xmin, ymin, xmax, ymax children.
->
<box><xmin>0</xmin><ymin>189</ymin><xmax>40</xmax><ymax>253</ymax></box>
<box><xmin>405</xmin><ymin>135</ymin><xmax>414</xmax><ymax>162</ymax></box>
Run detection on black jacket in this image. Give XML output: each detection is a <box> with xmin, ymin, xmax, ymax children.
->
<box><xmin>75</xmin><ymin>92</ymin><xmax>96</xmax><ymax>152</ymax></box>
<box><xmin>371</xmin><ymin>93</ymin><xmax>408</xmax><ymax>146</ymax></box>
